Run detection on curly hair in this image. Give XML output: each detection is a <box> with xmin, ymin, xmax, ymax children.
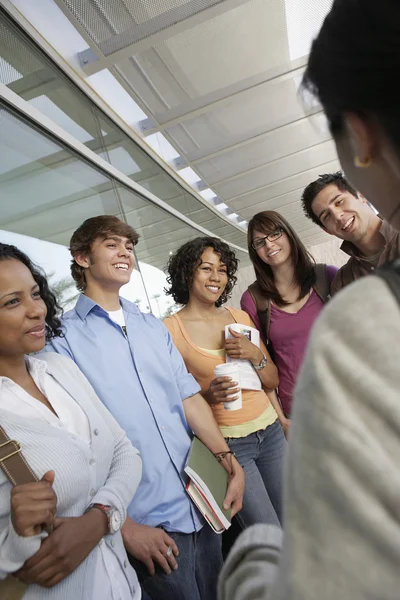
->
<box><xmin>0</xmin><ymin>243</ymin><xmax>63</xmax><ymax>340</ymax></box>
<box><xmin>301</xmin><ymin>172</ymin><xmax>358</xmax><ymax>227</ymax></box>
<box><xmin>70</xmin><ymin>216</ymin><xmax>139</xmax><ymax>291</ymax></box>
<box><xmin>165</xmin><ymin>237</ymin><xmax>238</xmax><ymax>307</ymax></box>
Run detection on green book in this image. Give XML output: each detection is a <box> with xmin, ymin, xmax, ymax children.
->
<box><xmin>184</xmin><ymin>437</ymin><xmax>232</xmax><ymax>534</ymax></box>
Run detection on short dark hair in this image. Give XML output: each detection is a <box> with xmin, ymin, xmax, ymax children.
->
<box><xmin>70</xmin><ymin>215</ymin><xmax>139</xmax><ymax>291</ymax></box>
<box><xmin>302</xmin><ymin>0</ymin><xmax>400</xmax><ymax>154</ymax></box>
<box><xmin>247</xmin><ymin>211</ymin><xmax>316</xmax><ymax>306</ymax></box>
<box><xmin>0</xmin><ymin>243</ymin><xmax>63</xmax><ymax>340</ymax></box>
<box><xmin>165</xmin><ymin>237</ymin><xmax>238</xmax><ymax>307</ymax></box>
<box><xmin>301</xmin><ymin>172</ymin><xmax>358</xmax><ymax>227</ymax></box>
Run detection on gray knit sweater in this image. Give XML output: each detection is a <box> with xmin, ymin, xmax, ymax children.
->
<box><xmin>219</xmin><ymin>275</ymin><xmax>400</xmax><ymax>600</ymax></box>
<box><xmin>0</xmin><ymin>352</ymin><xmax>142</xmax><ymax>600</ymax></box>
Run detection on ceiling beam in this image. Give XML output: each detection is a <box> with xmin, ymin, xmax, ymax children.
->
<box><xmin>225</xmin><ymin>158</ymin><xmax>341</xmax><ymax>203</ymax></box>
<box><xmin>7</xmin><ymin>67</ymin><xmax>60</xmax><ymax>100</ymax></box>
<box><xmin>139</xmin><ymin>62</ymin><xmax>309</xmax><ymax>135</ymax></box>
<box><xmin>175</xmin><ymin>109</ymin><xmax>323</xmax><ymax>164</ymax></box>
<box><xmin>206</xmin><ymin>140</ymin><xmax>332</xmax><ymax>188</ymax></box>
<box><xmin>76</xmin><ymin>0</ymin><xmax>253</xmax><ymax>76</ymax></box>
<box><xmin>140</xmin><ymin>57</ymin><xmax>308</xmax><ymax>131</ymax></box>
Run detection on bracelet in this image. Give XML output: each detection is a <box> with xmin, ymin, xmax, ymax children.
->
<box><xmin>214</xmin><ymin>450</ymin><xmax>236</xmax><ymax>463</ymax></box>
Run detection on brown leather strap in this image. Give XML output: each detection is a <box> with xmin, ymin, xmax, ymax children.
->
<box><xmin>0</xmin><ymin>425</ymin><xmax>37</xmax><ymax>486</ymax></box>
<box><xmin>248</xmin><ymin>281</ymin><xmax>272</xmax><ymax>341</ymax></box>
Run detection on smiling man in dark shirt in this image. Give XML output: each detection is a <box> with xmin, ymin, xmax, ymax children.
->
<box><xmin>301</xmin><ymin>172</ymin><xmax>400</xmax><ymax>294</ymax></box>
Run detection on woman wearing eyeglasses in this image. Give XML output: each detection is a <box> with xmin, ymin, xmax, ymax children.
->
<box><xmin>241</xmin><ymin>211</ymin><xmax>337</xmax><ymax>424</ymax></box>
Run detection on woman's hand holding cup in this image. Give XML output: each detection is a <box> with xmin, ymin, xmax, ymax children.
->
<box><xmin>212</xmin><ymin>364</ymin><xmax>243</xmax><ymax>410</ymax></box>
<box><xmin>207</xmin><ymin>376</ymin><xmax>241</xmax><ymax>406</ymax></box>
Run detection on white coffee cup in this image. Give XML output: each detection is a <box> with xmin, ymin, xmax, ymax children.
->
<box><xmin>213</xmin><ymin>363</ymin><xmax>242</xmax><ymax>411</ymax></box>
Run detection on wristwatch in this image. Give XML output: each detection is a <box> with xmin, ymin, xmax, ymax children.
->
<box><xmin>253</xmin><ymin>353</ymin><xmax>267</xmax><ymax>371</ymax></box>
<box><xmin>88</xmin><ymin>503</ymin><xmax>121</xmax><ymax>534</ymax></box>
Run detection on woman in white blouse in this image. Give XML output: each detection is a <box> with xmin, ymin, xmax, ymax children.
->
<box><xmin>0</xmin><ymin>242</ymin><xmax>146</xmax><ymax>600</ymax></box>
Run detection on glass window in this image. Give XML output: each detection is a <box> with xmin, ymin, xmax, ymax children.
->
<box><xmin>0</xmin><ymin>9</ymin><xmax>248</xmax><ymax>252</ymax></box>
<box><xmin>0</xmin><ymin>105</ymin><xmax>235</xmax><ymax>317</ymax></box>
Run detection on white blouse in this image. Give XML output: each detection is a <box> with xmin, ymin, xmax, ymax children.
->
<box><xmin>0</xmin><ymin>356</ymin><xmax>137</xmax><ymax>600</ymax></box>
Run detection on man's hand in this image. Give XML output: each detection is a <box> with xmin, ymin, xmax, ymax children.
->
<box><xmin>15</xmin><ymin>509</ymin><xmax>107</xmax><ymax>588</ymax></box>
<box><xmin>220</xmin><ymin>456</ymin><xmax>245</xmax><ymax>517</ymax></box>
<box><xmin>225</xmin><ymin>328</ymin><xmax>263</xmax><ymax>365</ymax></box>
<box><xmin>11</xmin><ymin>471</ymin><xmax>57</xmax><ymax>537</ymax></box>
<box><xmin>122</xmin><ymin>519</ymin><xmax>179</xmax><ymax>576</ymax></box>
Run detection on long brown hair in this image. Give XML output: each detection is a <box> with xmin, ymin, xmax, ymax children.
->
<box><xmin>247</xmin><ymin>211</ymin><xmax>316</xmax><ymax>306</ymax></box>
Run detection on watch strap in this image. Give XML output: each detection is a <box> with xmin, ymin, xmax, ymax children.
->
<box><xmin>253</xmin><ymin>354</ymin><xmax>267</xmax><ymax>371</ymax></box>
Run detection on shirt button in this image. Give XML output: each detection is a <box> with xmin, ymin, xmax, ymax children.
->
<box><xmin>172</xmin><ymin>453</ymin><xmax>175</xmax><ymax>458</ymax></box>
<box><xmin>90</xmin><ymin>489</ymin><xmax>96</xmax><ymax>497</ymax></box>
<box><xmin>161</xmin><ymin>426</ymin><xmax>165</xmax><ymax>430</ymax></box>
<box><xmin>94</xmin><ymin>429</ymin><xmax>99</xmax><ymax>436</ymax></box>
<box><xmin>111</xmin><ymin>539</ymin><xmax>115</xmax><ymax>547</ymax></box>
<box><xmin>371</xmin><ymin>266</ymin><xmax>375</xmax><ymax>271</ymax></box>
<box><xmin>89</xmin><ymin>458</ymin><xmax>96</xmax><ymax>465</ymax></box>
<box><xmin>124</xmin><ymin>560</ymin><xmax>127</xmax><ymax>568</ymax></box>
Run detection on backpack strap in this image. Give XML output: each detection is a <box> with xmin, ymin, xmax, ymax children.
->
<box><xmin>313</xmin><ymin>263</ymin><xmax>331</xmax><ymax>303</ymax></box>
<box><xmin>247</xmin><ymin>281</ymin><xmax>272</xmax><ymax>342</ymax></box>
<box><xmin>376</xmin><ymin>260</ymin><xmax>400</xmax><ymax>306</ymax></box>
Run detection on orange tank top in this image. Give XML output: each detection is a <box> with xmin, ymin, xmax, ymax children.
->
<box><xmin>164</xmin><ymin>307</ymin><xmax>272</xmax><ymax>427</ymax></box>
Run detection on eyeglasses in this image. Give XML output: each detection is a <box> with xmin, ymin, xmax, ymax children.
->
<box><xmin>251</xmin><ymin>229</ymin><xmax>283</xmax><ymax>250</ymax></box>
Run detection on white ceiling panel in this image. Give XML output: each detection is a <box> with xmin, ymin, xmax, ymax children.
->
<box><xmin>214</xmin><ymin>140</ymin><xmax>337</xmax><ymax>199</ymax></box>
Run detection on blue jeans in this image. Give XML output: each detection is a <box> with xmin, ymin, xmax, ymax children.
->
<box><xmin>227</xmin><ymin>419</ymin><xmax>286</xmax><ymax>527</ymax></box>
<box><xmin>129</xmin><ymin>525</ymin><xmax>222</xmax><ymax>600</ymax></box>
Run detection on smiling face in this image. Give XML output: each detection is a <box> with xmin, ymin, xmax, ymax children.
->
<box><xmin>75</xmin><ymin>235</ymin><xmax>135</xmax><ymax>291</ymax></box>
<box><xmin>190</xmin><ymin>247</ymin><xmax>228</xmax><ymax>305</ymax></box>
<box><xmin>252</xmin><ymin>228</ymin><xmax>292</xmax><ymax>268</ymax></box>
<box><xmin>0</xmin><ymin>259</ymin><xmax>47</xmax><ymax>358</ymax></box>
<box><xmin>311</xmin><ymin>183</ymin><xmax>375</xmax><ymax>243</ymax></box>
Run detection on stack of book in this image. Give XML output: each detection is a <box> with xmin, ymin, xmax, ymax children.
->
<box><xmin>185</xmin><ymin>437</ymin><xmax>232</xmax><ymax>534</ymax></box>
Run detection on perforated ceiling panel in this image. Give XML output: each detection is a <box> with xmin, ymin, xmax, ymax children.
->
<box><xmin>55</xmin><ymin>0</ymin><xmax>337</xmax><ymax>246</ymax></box>
<box><xmin>62</xmin><ymin>0</ymin><xmax>225</xmax><ymax>48</ymax></box>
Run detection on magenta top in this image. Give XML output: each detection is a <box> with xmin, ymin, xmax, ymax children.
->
<box><xmin>240</xmin><ymin>265</ymin><xmax>337</xmax><ymax>415</ymax></box>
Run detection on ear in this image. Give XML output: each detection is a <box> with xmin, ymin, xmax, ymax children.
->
<box><xmin>74</xmin><ymin>253</ymin><xmax>90</xmax><ymax>269</ymax></box>
<box><xmin>357</xmin><ymin>193</ymin><xmax>368</xmax><ymax>205</ymax></box>
<box><xmin>344</xmin><ymin>112</ymin><xmax>374</xmax><ymax>164</ymax></box>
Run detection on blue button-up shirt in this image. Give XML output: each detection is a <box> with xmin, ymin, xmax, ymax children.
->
<box><xmin>47</xmin><ymin>294</ymin><xmax>203</xmax><ymax>533</ymax></box>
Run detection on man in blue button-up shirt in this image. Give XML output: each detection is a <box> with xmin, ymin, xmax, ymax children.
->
<box><xmin>47</xmin><ymin>216</ymin><xmax>245</xmax><ymax>600</ymax></box>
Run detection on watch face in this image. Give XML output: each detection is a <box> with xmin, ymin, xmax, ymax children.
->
<box><xmin>109</xmin><ymin>509</ymin><xmax>121</xmax><ymax>534</ymax></box>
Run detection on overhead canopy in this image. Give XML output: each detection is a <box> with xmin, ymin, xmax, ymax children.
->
<box><xmin>55</xmin><ymin>0</ymin><xmax>338</xmax><ymax>247</ymax></box>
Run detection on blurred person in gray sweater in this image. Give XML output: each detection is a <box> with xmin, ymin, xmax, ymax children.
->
<box><xmin>219</xmin><ymin>1</ymin><xmax>400</xmax><ymax>599</ymax></box>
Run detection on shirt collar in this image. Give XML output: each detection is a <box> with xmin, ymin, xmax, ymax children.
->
<box><xmin>339</xmin><ymin>218</ymin><xmax>393</xmax><ymax>259</ymax></box>
<box><xmin>74</xmin><ymin>293</ymin><xmax>140</xmax><ymax>321</ymax></box>
<box><xmin>0</xmin><ymin>355</ymin><xmax>48</xmax><ymax>389</ymax></box>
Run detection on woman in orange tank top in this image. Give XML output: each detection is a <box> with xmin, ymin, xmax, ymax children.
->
<box><xmin>164</xmin><ymin>237</ymin><xmax>287</xmax><ymax>528</ymax></box>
